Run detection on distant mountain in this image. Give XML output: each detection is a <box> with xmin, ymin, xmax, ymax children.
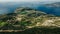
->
<box><xmin>44</xmin><ymin>2</ymin><xmax>60</xmax><ymax>7</ymax></box>
<box><xmin>36</xmin><ymin>2</ymin><xmax>60</xmax><ymax>16</ymax></box>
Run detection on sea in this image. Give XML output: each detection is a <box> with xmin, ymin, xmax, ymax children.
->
<box><xmin>0</xmin><ymin>2</ymin><xmax>60</xmax><ymax>16</ymax></box>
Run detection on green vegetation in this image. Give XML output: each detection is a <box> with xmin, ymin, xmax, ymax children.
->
<box><xmin>0</xmin><ymin>21</ymin><xmax>7</xmax><ymax>27</ymax></box>
<box><xmin>0</xmin><ymin>7</ymin><xmax>60</xmax><ymax>33</ymax></box>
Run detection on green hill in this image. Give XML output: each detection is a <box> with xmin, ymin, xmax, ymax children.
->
<box><xmin>0</xmin><ymin>7</ymin><xmax>60</xmax><ymax>33</ymax></box>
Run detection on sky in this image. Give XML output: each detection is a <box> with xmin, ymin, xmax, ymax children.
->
<box><xmin>0</xmin><ymin>0</ymin><xmax>60</xmax><ymax>2</ymax></box>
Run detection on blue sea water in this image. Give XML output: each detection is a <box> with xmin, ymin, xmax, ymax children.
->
<box><xmin>36</xmin><ymin>6</ymin><xmax>60</xmax><ymax>16</ymax></box>
<box><xmin>0</xmin><ymin>2</ymin><xmax>60</xmax><ymax>16</ymax></box>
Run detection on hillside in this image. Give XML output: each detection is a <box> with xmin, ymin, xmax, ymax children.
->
<box><xmin>0</xmin><ymin>7</ymin><xmax>60</xmax><ymax>32</ymax></box>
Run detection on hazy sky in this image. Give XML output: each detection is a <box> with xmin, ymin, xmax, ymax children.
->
<box><xmin>0</xmin><ymin>0</ymin><xmax>60</xmax><ymax>2</ymax></box>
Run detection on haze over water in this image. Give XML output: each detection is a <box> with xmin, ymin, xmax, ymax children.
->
<box><xmin>0</xmin><ymin>0</ymin><xmax>60</xmax><ymax>16</ymax></box>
